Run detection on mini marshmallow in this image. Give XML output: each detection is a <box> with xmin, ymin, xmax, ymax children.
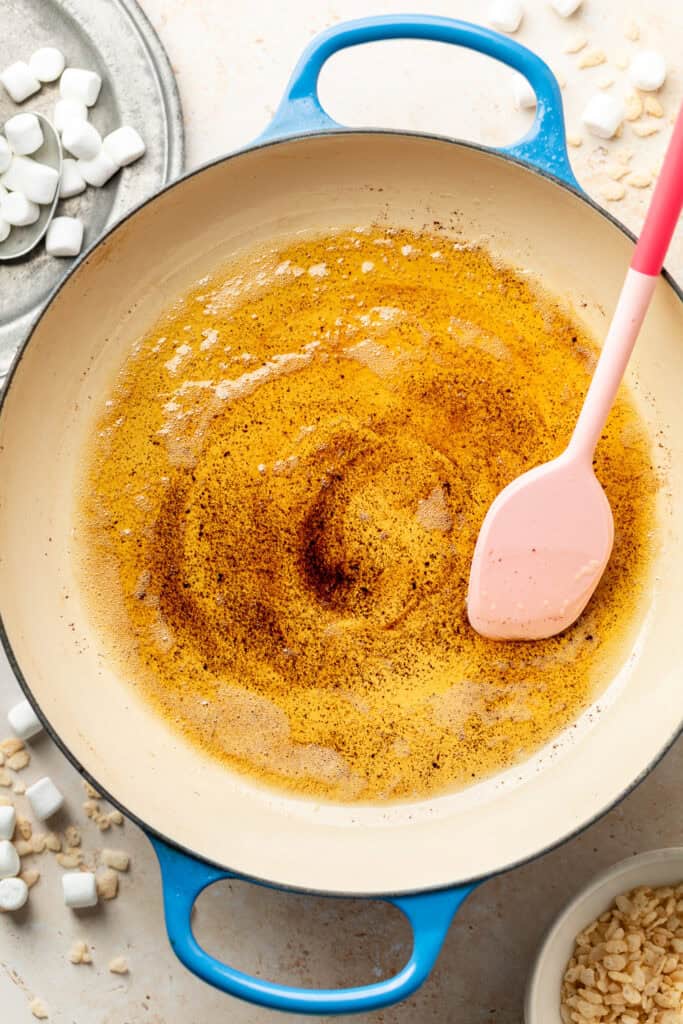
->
<box><xmin>77</xmin><ymin>150</ymin><xmax>118</xmax><ymax>188</ymax></box>
<box><xmin>0</xmin><ymin>219</ymin><xmax>9</xmax><ymax>243</ymax></box>
<box><xmin>46</xmin><ymin>216</ymin><xmax>83</xmax><ymax>257</ymax></box>
<box><xmin>103</xmin><ymin>126</ymin><xmax>145</xmax><ymax>167</ymax></box>
<box><xmin>629</xmin><ymin>50</ymin><xmax>667</xmax><ymax>92</ymax></box>
<box><xmin>8</xmin><ymin>699</ymin><xmax>43</xmax><ymax>741</ymax></box>
<box><xmin>0</xmin><ymin>62</ymin><xmax>40</xmax><ymax>104</ymax></box>
<box><xmin>27</xmin><ymin>777</ymin><xmax>64</xmax><ymax>821</ymax></box>
<box><xmin>53</xmin><ymin>99</ymin><xmax>88</xmax><ymax>135</ymax></box>
<box><xmin>549</xmin><ymin>0</ymin><xmax>582</xmax><ymax>15</ymax></box>
<box><xmin>1</xmin><ymin>192</ymin><xmax>39</xmax><ymax>227</ymax></box>
<box><xmin>0</xmin><ymin>840</ymin><xmax>20</xmax><ymax>879</ymax></box>
<box><xmin>1</xmin><ymin>155</ymin><xmax>59</xmax><ymax>205</ymax></box>
<box><xmin>581</xmin><ymin>93</ymin><xmax>625</xmax><ymax>139</ymax></box>
<box><xmin>0</xmin><ymin>806</ymin><xmax>15</xmax><ymax>841</ymax></box>
<box><xmin>512</xmin><ymin>74</ymin><xmax>536</xmax><ymax>110</ymax></box>
<box><xmin>0</xmin><ymin>137</ymin><xmax>11</xmax><ymax>175</ymax></box>
<box><xmin>62</xmin><ymin>871</ymin><xmax>98</xmax><ymax>908</ymax></box>
<box><xmin>29</xmin><ymin>47</ymin><xmax>65</xmax><ymax>83</ymax></box>
<box><xmin>4</xmin><ymin>114</ymin><xmax>43</xmax><ymax>157</ymax></box>
<box><xmin>60</xmin><ymin>67</ymin><xmax>102</xmax><ymax>107</ymax></box>
<box><xmin>59</xmin><ymin>158</ymin><xmax>86</xmax><ymax>199</ymax></box>
<box><xmin>61</xmin><ymin>120</ymin><xmax>102</xmax><ymax>161</ymax></box>
<box><xmin>0</xmin><ymin>876</ymin><xmax>28</xmax><ymax>911</ymax></box>
<box><xmin>488</xmin><ymin>0</ymin><xmax>523</xmax><ymax>33</ymax></box>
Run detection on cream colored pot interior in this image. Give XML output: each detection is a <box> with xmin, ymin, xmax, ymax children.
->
<box><xmin>0</xmin><ymin>133</ymin><xmax>681</xmax><ymax>895</ymax></box>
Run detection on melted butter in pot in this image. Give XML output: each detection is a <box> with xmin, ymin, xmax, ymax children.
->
<box><xmin>78</xmin><ymin>228</ymin><xmax>658</xmax><ymax>802</ymax></box>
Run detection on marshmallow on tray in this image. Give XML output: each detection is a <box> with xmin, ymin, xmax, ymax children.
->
<box><xmin>629</xmin><ymin>51</ymin><xmax>667</xmax><ymax>92</ymax></box>
<box><xmin>0</xmin><ymin>840</ymin><xmax>20</xmax><ymax>879</ymax></box>
<box><xmin>103</xmin><ymin>126</ymin><xmax>145</xmax><ymax>167</ymax></box>
<box><xmin>513</xmin><ymin>74</ymin><xmax>537</xmax><ymax>110</ymax></box>
<box><xmin>0</xmin><ymin>806</ymin><xmax>16</xmax><ymax>841</ymax></box>
<box><xmin>27</xmin><ymin>776</ymin><xmax>64</xmax><ymax>820</ymax></box>
<box><xmin>77</xmin><ymin>150</ymin><xmax>118</xmax><ymax>188</ymax></box>
<box><xmin>60</xmin><ymin>67</ymin><xmax>102</xmax><ymax>108</ymax></box>
<box><xmin>29</xmin><ymin>46</ymin><xmax>65</xmax><ymax>84</ymax></box>
<box><xmin>581</xmin><ymin>93</ymin><xmax>624</xmax><ymax>139</ymax></box>
<box><xmin>0</xmin><ymin>876</ymin><xmax>28</xmax><ymax>912</ymax></box>
<box><xmin>8</xmin><ymin>699</ymin><xmax>43</xmax><ymax>741</ymax></box>
<box><xmin>488</xmin><ymin>0</ymin><xmax>524</xmax><ymax>33</ymax></box>
<box><xmin>0</xmin><ymin>137</ymin><xmax>11</xmax><ymax>175</ymax></box>
<box><xmin>62</xmin><ymin>871</ymin><xmax>98</xmax><ymax>908</ymax></box>
<box><xmin>46</xmin><ymin>216</ymin><xmax>84</xmax><ymax>257</ymax></box>
<box><xmin>0</xmin><ymin>61</ymin><xmax>40</xmax><ymax>104</ymax></box>
<box><xmin>61</xmin><ymin>120</ymin><xmax>102</xmax><ymax>161</ymax></box>
<box><xmin>5</xmin><ymin>113</ymin><xmax>43</xmax><ymax>157</ymax></box>
<box><xmin>549</xmin><ymin>0</ymin><xmax>582</xmax><ymax>14</ymax></box>
<box><xmin>53</xmin><ymin>99</ymin><xmax>88</xmax><ymax>135</ymax></box>
<box><xmin>1</xmin><ymin>155</ymin><xmax>59</xmax><ymax>205</ymax></box>
<box><xmin>1</xmin><ymin>192</ymin><xmax>40</xmax><ymax>227</ymax></box>
<box><xmin>0</xmin><ymin>219</ymin><xmax>10</xmax><ymax>244</ymax></box>
<box><xmin>59</xmin><ymin>158</ymin><xmax>86</xmax><ymax>199</ymax></box>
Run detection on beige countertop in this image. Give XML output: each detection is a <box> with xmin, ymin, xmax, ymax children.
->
<box><xmin>0</xmin><ymin>1</ymin><xmax>682</xmax><ymax>1021</ymax></box>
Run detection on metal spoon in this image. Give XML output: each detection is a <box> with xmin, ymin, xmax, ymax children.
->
<box><xmin>0</xmin><ymin>113</ymin><xmax>62</xmax><ymax>262</ymax></box>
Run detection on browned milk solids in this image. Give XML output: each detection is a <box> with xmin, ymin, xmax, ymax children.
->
<box><xmin>78</xmin><ymin>228</ymin><xmax>657</xmax><ymax>802</ymax></box>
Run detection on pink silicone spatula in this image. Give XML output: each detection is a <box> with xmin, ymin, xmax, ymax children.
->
<box><xmin>468</xmin><ymin>105</ymin><xmax>683</xmax><ymax>641</ymax></box>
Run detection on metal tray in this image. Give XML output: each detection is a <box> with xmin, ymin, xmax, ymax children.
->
<box><xmin>0</xmin><ymin>0</ymin><xmax>184</xmax><ymax>374</ymax></box>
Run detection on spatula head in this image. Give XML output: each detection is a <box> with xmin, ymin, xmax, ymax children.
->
<box><xmin>467</xmin><ymin>457</ymin><xmax>614</xmax><ymax>640</ymax></box>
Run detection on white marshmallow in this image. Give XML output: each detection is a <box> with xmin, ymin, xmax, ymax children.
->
<box><xmin>512</xmin><ymin>74</ymin><xmax>537</xmax><ymax>110</ymax></box>
<box><xmin>1</xmin><ymin>155</ymin><xmax>59</xmax><ymax>205</ymax></box>
<box><xmin>46</xmin><ymin>216</ymin><xmax>83</xmax><ymax>257</ymax></box>
<box><xmin>629</xmin><ymin>50</ymin><xmax>667</xmax><ymax>92</ymax></box>
<box><xmin>77</xmin><ymin>150</ymin><xmax>118</xmax><ymax>187</ymax></box>
<box><xmin>103</xmin><ymin>126</ymin><xmax>145</xmax><ymax>167</ymax></box>
<box><xmin>27</xmin><ymin>776</ymin><xmax>64</xmax><ymax>820</ymax></box>
<box><xmin>29</xmin><ymin>47</ymin><xmax>66</xmax><ymax>84</ymax></box>
<box><xmin>0</xmin><ymin>137</ymin><xmax>11</xmax><ymax>175</ymax></box>
<box><xmin>60</xmin><ymin>67</ymin><xmax>102</xmax><ymax>107</ymax></box>
<box><xmin>1</xmin><ymin>192</ymin><xmax>40</xmax><ymax>227</ymax></box>
<box><xmin>8</xmin><ymin>699</ymin><xmax>43</xmax><ymax>741</ymax></box>
<box><xmin>0</xmin><ymin>840</ymin><xmax>20</xmax><ymax>879</ymax></box>
<box><xmin>4</xmin><ymin>114</ymin><xmax>43</xmax><ymax>157</ymax></box>
<box><xmin>59</xmin><ymin>158</ymin><xmax>86</xmax><ymax>199</ymax></box>
<box><xmin>488</xmin><ymin>0</ymin><xmax>523</xmax><ymax>33</ymax></box>
<box><xmin>0</xmin><ymin>219</ymin><xmax>10</xmax><ymax>244</ymax></box>
<box><xmin>0</xmin><ymin>62</ymin><xmax>40</xmax><ymax>104</ymax></box>
<box><xmin>549</xmin><ymin>0</ymin><xmax>582</xmax><ymax>15</ymax></box>
<box><xmin>53</xmin><ymin>99</ymin><xmax>88</xmax><ymax>135</ymax></box>
<box><xmin>0</xmin><ymin>877</ymin><xmax>28</xmax><ymax>912</ymax></box>
<box><xmin>61</xmin><ymin>120</ymin><xmax>101</xmax><ymax>161</ymax></box>
<box><xmin>0</xmin><ymin>806</ymin><xmax>16</xmax><ymax>841</ymax></box>
<box><xmin>581</xmin><ymin>93</ymin><xmax>624</xmax><ymax>139</ymax></box>
<box><xmin>62</xmin><ymin>871</ymin><xmax>98</xmax><ymax>908</ymax></box>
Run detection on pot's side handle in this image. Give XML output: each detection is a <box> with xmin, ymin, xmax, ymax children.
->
<box><xmin>150</xmin><ymin>835</ymin><xmax>477</xmax><ymax>1015</ymax></box>
<box><xmin>259</xmin><ymin>14</ymin><xmax>580</xmax><ymax>190</ymax></box>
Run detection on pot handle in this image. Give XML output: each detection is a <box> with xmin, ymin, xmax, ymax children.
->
<box><xmin>260</xmin><ymin>14</ymin><xmax>579</xmax><ymax>189</ymax></box>
<box><xmin>150</xmin><ymin>835</ymin><xmax>477</xmax><ymax>1015</ymax></box>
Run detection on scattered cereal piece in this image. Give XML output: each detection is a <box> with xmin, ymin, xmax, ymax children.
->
<box><xmin>1</xmin><ymin>737</ymin><xmax>25</xmax><ymax>757</ymax></box>
<box><xmin>31</xmin><ymin>833</ymin><xmax>46</xmax><ymax>855</ymax></box>
<box><xmin>487</xmin><ymin>0</ymin><xmax>523</xmax><ymax>34</ymax></box>
<box><xmin>68</xmin><ymin>940</ymin><xmax>92</xmax><ymax>965</ymax></box>
<box><xmin>7</xmin><ymin>749</ymin><xmax>30</xmax><ymax>771</ymax></box>
<box><xmin>16</xmin><ymin>816</ymin><xmax>32</xmax><ymax>841</ymax></box>
<box><xmin>629</xmin><ymin>50</ymin><xmax>667</xmax><ymax>91</ymax></box>
<box><xmin>0</xmin><ymin>752</ymin><xmax>4</xmax><ymax>767</ymax></box>
<box><xmin>644</xmin><ymin>96</ymin><xmax>664</xmax><ymax>118</ymax></box>
<box><xmin>45</xmin><ymin>833</ymin><xmax>61</xmax><ymax>853</ymax></box>
<box><xmin>0</xmin><ymin>806</ymin><xmax>15</xmax><ymax>841</ymax></box>
<box><xmin>582</xmin><ymin>93</ymin><xmax>625</xmax><ymax>139</ymax></box>
<box><xmin>626</xmin><ymin>171</ymin><xmax>653</xmax><ymax>188</ymax></box>
<box><xmin>0</xmin><ymin>876</ymin><xmax>28</xmax><ymax>911</ymax></box>
<box><xmin>567</xmin><ymin>132</ymin><xmax>583</xmax><ymax>147</ymax></box>
<box><xmin>82</xmin><ymin>800</ymin><xmax>99</xmax><ymax>819</ymax></box>
<box><xmin>29</xmin><ymin>997</ymin><xmax>49</xmax><ymax>1019</ymax></box>
<box><xmin>13</xmin><ymin>782</ymin><xmax>26</xmax><ymax>796</ymax></box>
<box><xmin>82</xmin><ymin>781</ymin><xmax>101</xmax><ymax>800</ymax></box>
<box><xmin>20</xmin><ymin>869</ymin><xmax>40</xmax><ymax>889</ymax></box>
<box><xmin>601</xmin><ymin>181</ymin><xmax>626</xmax><ymax>202</ymax></box>
<box><xmin>56</xmin><ymin>851</ymin><xmax>83</xmax><ymax>869</ymax></box>
<box><xmin>101</xmin><ymin>849</ymin><xmax>129</xmax><ymax>872</ymax></box>
<box><xmin>624</xmin><ymin>92</ymin><xmax>643</xmax><ymax>122</ymax></box>
<box><xmin>64</xmin><ymin>826</ymin><xmax>81</xmax><ymax>849</ymax></box>
<box><xmin>607</xmin><ymin>163</ymin><xmax>629</xmax><ymax>180</ymax></box>
<box><xmin>614</xmin><ymin>51</ymin><xmax>630</xmax><ymax>70</ymax></box>
<box><xmin>96</xmin><ymin>868</ymin><xmax>119</xmax><ymax>900</ymax></box>
<box><xmin>108</xmin><ymin>956</ymin><xmax>129</xmax><ymax>975</ymax></box>
<box><xmin>95</xmin><ymin>814</ymin><xmax>111</xmax><ymax>832</ymax></box>
<box><xmin>27</xmin><ymin>778</ymin><xmax>64</xmax><ymax>821</ymax></box>
<box><xmin>578</xmin><ymin>48</ymin><xmax>607</xmax><ymax>69</ymax></box>
<box><xmin>632</xmin><ymin>121</ymin><xmax>662</xmax><ymax>138</ymax></box>
<box><xmin>7</xmin><ymin>701</ymin><xmax>42</xmax><ymax>741</ymax></box>
<box><xmin>624</xmin><ymin>18</ymin><xmax>640</xmax><ymax>42</ymax></box>
<box><xmin>597</xmin><ymin>74</ymin><xmax>615</xmax><ymax>90</ymax></box>
<box><xmin>62</xmin><ymin>871</ymin><xmax>97</xmax><ymax>908</ymax></box>
<box><xmin>564</xmin><ymin>33</ymin><xmax>587</xmax><ymax>54</ymax></box>
<box><xmin>0</xmin><ymin>769</ymin><xmax>12</xmax><ymax>788</ymax></box>
<box><xmin>14</xmin><ymin>840</ymin><xmax>33</xmax><ymax>857</ymax></box>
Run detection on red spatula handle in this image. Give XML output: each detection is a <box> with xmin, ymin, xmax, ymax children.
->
<box><xmin>631</xmin><ymin>104</ymin><xmax>683</xmax><ymax>276</ymax></box>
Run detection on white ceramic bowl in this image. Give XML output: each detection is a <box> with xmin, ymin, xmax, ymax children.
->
<box><xmin>525</xmin><ymin>847</ymin><xmax>683</xmax><ymax>1023</ymax></box>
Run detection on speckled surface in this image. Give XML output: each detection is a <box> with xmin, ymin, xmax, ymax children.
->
<box><xmin>1</xmin><ymin>1</ymin><xmax>682</xmax><ymax>1021</ymax></box>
